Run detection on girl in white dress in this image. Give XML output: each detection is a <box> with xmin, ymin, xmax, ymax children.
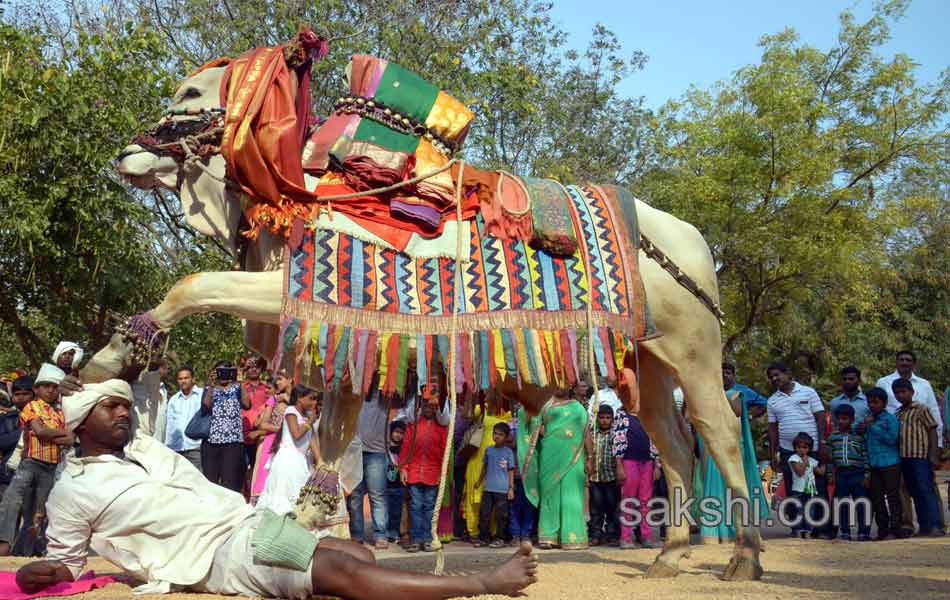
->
<box><xmin>257</xmin><ymin>385</ymin><xmax>319</xmax><ymax>515</ymax></box>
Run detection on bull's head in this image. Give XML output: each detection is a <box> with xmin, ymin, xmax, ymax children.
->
<box><xmin>116</xmin><ymin>65</ymin><xmax>241</xmax><ymax>253</ymax></box>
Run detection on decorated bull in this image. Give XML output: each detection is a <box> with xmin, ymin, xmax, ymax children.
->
<box><xmin>84</xmin><ymin>30</ymin><xmax>762</xmax><ymax>580</ymax></box>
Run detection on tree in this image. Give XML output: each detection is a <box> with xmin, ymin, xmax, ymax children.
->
<box><xmin>1</xmin><ymin>1</ymin><xmax>651</xmax><ymax>372</ymax></box>
<box><xmin>636</xmin><ymin>1</ymin><xmax>949</xmax><ymax>390</ymax></box>
<box><xmin>0</xmin><ymin>21</ymin><xmax>244</xmax><ymax>373</ymax></box>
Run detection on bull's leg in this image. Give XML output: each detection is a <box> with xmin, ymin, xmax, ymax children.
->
<box><xmin>81</xmin><ymin>270</ymin><xmax>283</xmax><ymax>382</ymax></box>
<box><xmin>679</xmin><ymin>359</ymin><xmax>762</xmax><ymax>580</ymax></box>
<box><xmin>634</xmin><ymin>199</ymin><xmax>762</xmax><ymax>580</ymax></box>
<box><xmin>641</xmin><ymin>333</ymin><xmax>763</xmax><ymax>581</ymax></box>
<box><xmin>636</xmin><ymin>349</ymin><xmax>694</xmax><ymax>578</ymax></box>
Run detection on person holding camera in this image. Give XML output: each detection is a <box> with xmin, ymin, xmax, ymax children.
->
<box><xmin>201</xmin><ymin>362</ymin><xmax>251</xmax><ymax>492</ymax></box>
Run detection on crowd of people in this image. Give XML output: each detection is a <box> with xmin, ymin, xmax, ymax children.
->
<box><xmin>0</xmin><ymin>342</ymin><xmax>947</xmax><ymax>571</ymax></box>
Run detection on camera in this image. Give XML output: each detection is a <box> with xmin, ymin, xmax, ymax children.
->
<box><xmin>215</xmin><ymin>366</ymin><xmax>238</xmax><ymax>381</ymax></box>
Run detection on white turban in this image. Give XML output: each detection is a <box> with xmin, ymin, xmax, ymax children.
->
<box><xmin>63</xmin><ymin>379</ymin><xmax>134</xmax><ymax>433</ymax></box>
<box><xmin>35</xmin><ymin>363</ymin><xmax>66</xmax><ymax>385</ymax></box>
<box><xmin>53</xmin><ymin>341</ymin><xmax>84</xmax><ymax>369</ymax></box>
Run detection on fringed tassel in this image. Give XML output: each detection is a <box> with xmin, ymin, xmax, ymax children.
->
<box><xmin>362</xmin><ymin>332</ymin><xmax>379</xmax><ymax>397</ymax></box>
<box><xmin>396</xmin><ymin>334</ymin><xmax>410</xmax><ymax>395</ymax></box>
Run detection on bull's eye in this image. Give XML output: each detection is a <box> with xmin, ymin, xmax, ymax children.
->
<box><xmin>182</xmin><ymin>87</ymin><xmax>202</xmax><ymax>100</ymax></box>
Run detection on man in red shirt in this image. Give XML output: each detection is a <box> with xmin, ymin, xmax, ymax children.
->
<box><xmin>241</xmin><ymin>357</ymin><xmax>270</xmax><ymax>483</ymax></box>
<box><xmin>399</xmin><ymin>390</ymin><xmax>449</xmax><ymax>553</ymax></box>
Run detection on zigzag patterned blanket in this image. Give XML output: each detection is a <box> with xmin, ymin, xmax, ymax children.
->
<box><xmin>276</xmin><ymin>183</ymin><xmax>654</xmax><ymax>394</ymax></box>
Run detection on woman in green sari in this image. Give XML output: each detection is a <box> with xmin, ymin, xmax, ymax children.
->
<box><xmin>521</xmin><ymin>388</ymin><xmax>589</xmax><ymax>549</ymax></box>
<box><xmin>696</xmin><ymin>388</ymin><xmax>769</xmax><ymax>544</ymax></box>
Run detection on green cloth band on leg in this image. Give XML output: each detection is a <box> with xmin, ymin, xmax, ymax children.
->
<box><xmin>251</xmin><ymin>510</ymin><xmax>319</xmax><ymax>571</ymax></box>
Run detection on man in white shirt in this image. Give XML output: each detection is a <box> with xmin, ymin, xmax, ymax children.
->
<box><xmin>766</xmin><ymin>362</ymin><xmax>830</xmax><ymax>537</ymax></box>
<box><xmin>875</xmin><ymin>351</ymin><xmax>942</xmax><ymax>445</ymax></box>
<box><xmin>15</xmin><ymin>378</ymin><xmax>538</xmax><ymax>600</ymax></box>
<box><xmin>874</xmin><ymin>350</ymin><xmax>946</xmax><ymax>534</ymax></box>
<box><xmin>589</xmin><ymin>377</ymin><xmax>622</xmax><ymax>421</ymax></box>
<box><xmin>164</xmin><ymin>366</ymin><xmax>204</xmax><ymax>472</ymax></box>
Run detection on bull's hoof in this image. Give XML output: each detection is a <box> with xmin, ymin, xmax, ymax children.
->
<box><xmin>722</xmin><ymin>554</ymin><xmax>763</xmax><ymax>581</ymax></box>
<box><xmin>644</xmin><ymin>558</ymin><xmax>680</xmax><ymax>579</ymax></box>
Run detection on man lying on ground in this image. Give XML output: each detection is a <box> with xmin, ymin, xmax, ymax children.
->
<box><xmin>15</xmin><ymin>378</ymin><xmax>538</xmax><ymax>599</ymax></box>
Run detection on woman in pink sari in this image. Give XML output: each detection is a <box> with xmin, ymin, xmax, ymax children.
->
<box><xmin>250</xmin><ymin>371</ymin><xmax>291</xmax><ymax>503</ymax></box>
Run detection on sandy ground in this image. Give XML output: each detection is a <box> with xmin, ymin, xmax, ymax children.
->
<box><xmin>3</xmin><ymin>481</ymin><xmax>949</xmax><ymax>599</ymax></box>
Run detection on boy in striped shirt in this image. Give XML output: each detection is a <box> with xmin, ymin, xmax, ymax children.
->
<box><xmin>893</xmin><ymin>378</ymin><xmax>944</xmax><ymax>537</ymax></box>
<box><xmin>0</xmin><ymin>364</ymin><xmax>71</xmax><ymax>556</ymax></box>
<box><xmin>827</xmin><ymin>404</ymin><xmax>871</xmax><ymax>541</ymax></box>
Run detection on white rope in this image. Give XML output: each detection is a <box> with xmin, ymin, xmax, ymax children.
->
<box><xmin>430</xmin><ymin>159</ymin><xmax>466</xmax><ymax>575</ymax></box>
<box><xmin>179</xmin><ymin>138</ymin><xmax>227</xmax><ymax>183</ymax></box>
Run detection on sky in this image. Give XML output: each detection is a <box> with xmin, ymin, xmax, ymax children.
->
<box><xmin>549</xmin><ymin>0</ymin><xmax>950</xmax><ymax>109</ymax></box>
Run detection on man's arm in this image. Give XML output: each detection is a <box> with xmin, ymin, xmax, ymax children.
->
<box><xmin>23</xmin><ymin>491</ymin><xmax>90</xmax><ymax>592</ymax></box>
<box><xmin>163</xmin><ymin>397</ymin><xmax>177</xmax><ymax>446</ymax></box>
<box><xmin>239</xmin><ymin>385</ymin><xmax>251</xmax><ymax>410</ymax></box>
<box><xmin>921</xmin><ymin>382</ymin><xmax>943</xmax><ymax>447</ymax></box>
<box><xmin>768</xmin><ymin>422</ymin><xmax>780</xmax><ymax>470</ymax></box>
<box><xmin>747</xmin><ymin>387</ymin><xmax>768</xmax><ymax>419</ymax></box>
<box><xmin>813</xmin><ymin>409</ymin><xmax>827</xmax><ymax>460</ymax></box>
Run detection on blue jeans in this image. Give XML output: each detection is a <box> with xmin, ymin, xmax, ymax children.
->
<box><xmin>509</xmin><ymin>478</ymin><xmax>537</xmax><ymax>539</ymax></box>
<box><xmin>347</xmin><ymin>452</ymin><xmax>389</xmax><ymax>542</ymax></box>
<box><xmin>833</xmin><ymin>467</ymin><xmax>871</xmax><ymax>536</ymax></box>
<box><xmin>408</xmin><ymin>484</ymin><xmax>438</xmax><ymax>545</ymax></box>
<box><xmin>384</xmin><ymin>484</ymin><xmax>405</xmax><ymax>541</ymax></box>
<box><xmin>902</xmin><ymin>458</ymin><xmax>939</xmax><ymax>534</ymax></box>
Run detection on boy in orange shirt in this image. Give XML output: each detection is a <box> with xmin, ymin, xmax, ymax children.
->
<box><xmin>0</xmin><ymin>363</ymin><xmax>72</xmax><ymax>556</ymax></box>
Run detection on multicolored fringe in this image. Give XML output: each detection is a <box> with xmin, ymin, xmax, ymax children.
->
<box><xmin>276</xmin><ymin>184</ymin><xmax>653</xmax><ymax>393</ymax></box>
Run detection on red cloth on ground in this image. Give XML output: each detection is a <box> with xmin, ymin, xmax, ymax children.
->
<box><xmin>0</xmin><ymin>571</ymin><xmax>120</xmax><ymax>600</ymax></box>
<box><xmin>399</xmin><ymin>416</ymin><xmax>448</xmax><ymax>486</ymax></box>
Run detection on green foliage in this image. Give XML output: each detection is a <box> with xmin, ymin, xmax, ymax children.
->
<box><xmin>0</xmin><ymin>21</ymin><xmax>243</xmax><ymax>372</ymax></box>
<box><xmin>1</xmin><ymin>0</ymin><xmax>947</xmax><ymax>398</ymax></box>
<box><xmin>635</xmin><ymin>2</ymin><xmax>950</xmax><ymax>391</ymax></box>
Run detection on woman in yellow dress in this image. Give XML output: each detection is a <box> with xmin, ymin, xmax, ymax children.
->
<box><xmin>462</xmin><ymin>397</ymin><xmax>511</xmax><ymax>538</ymax></box>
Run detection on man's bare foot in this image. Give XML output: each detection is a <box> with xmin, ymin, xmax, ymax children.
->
<box><xmin>0</xmin><ymin>541</ymin><xmax>10</xmax><ymax>557</ymax></box>
<box><xmin>480</xmin><ymin>541</ymin><xmax>539</xmax><ymax>596</ymax></box>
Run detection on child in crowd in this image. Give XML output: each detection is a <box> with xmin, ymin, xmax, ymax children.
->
<box><xmin>509</xmin><ymin>406</ymin><xmax>538</xmax><ymax>546</ymax></box>
<box><xmin>0</xmin><ymin>364</ymin><xmax>70</xmax><ymax>556</ymax></box>
<box><xmin>613</xmin><ymin>405</ymin><xmax>657</xmax><ymax>549</ymax></box>
<box><xmin>892</xmin><ymin>378</ymin><xmax>944</xmax><ymax>537</ymax></box>
<box><xmin>827</xmin><ymin>404</ymin><xmax>871</xmax><ymax>541</ymax></box>
<box><xmin>0</xmin><ymin>390</ymin><xmax>20</xmax><ymax>485</ymax></box>
<box><xmin>863</xmin><ymin>387</ymin><xmax>905</xmax><ymax>540</ymax></box>
<box><xmin>788</xmin><ymin>432</ymin><xmax>825</xmax><ymax>538</ymax></box>
<box><xmin>586</xmin><ymin>405</ymin><xmax>619</xmax><ymax>546</ymax></box>
<box><xmin>399</xmin><ymin>394</ymin><xmax>449</xmax><ymax>553</ymax></box>
<box><xmin>385</xmin><ymin>420</ymin><xmax>407</xmax><ymax>544</ymax></box>
<box><xmin>475</xmin><ymin>422</ymin><xmax>515</xmax><ymax>548</ymax></box>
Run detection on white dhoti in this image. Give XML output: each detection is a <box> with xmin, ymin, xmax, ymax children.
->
<box><xmin>192</xmin><ymin>512</ymin><xmax>316</xmax><ymax>600</ymax></box>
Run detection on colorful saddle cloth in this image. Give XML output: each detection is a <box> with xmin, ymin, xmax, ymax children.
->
<box><xmin>276</xmin><ymin>184</ymin><xmax>656</xmax><ymax>395</ymax></box>
<box><xmin>302</xmin><ymin>55</ymin><xmax>475</xmax><ymax>245</ymax></box>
